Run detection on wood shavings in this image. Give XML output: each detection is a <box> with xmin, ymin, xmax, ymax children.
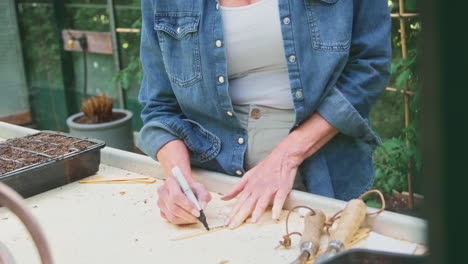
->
<box><xmin>119</xmin><ymin>192</ymin><xmax>126</xmax><ymax>196</ymax></box>
<box><xmin>348</xmin><ymin>228</ymin><xmax>371</xmax><ymax>246</ymax></box>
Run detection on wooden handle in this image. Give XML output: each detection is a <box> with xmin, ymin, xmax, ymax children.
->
<box><xmin>331</xmin><ymin>199</ymin><xmax>367</xmax><ymax>246</ymax></box>
<box><xmin>300</xmin><ymin>210</ymin><xmax>325</xmax><ymax>253</ymax></box>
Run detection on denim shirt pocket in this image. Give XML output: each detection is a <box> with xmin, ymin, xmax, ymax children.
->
<box><xmin>303</xmin><ymin>0</ymin><xmax>352</xmax><ymax>52</ymax></box>
<box><xmin>154</xmin><ymin>12</ymin><xmax>202</xmax><ymax>88</ymax></box>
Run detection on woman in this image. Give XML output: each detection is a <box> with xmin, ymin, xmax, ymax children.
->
<box><xmin>137</xmin><ymin>0</ymin><xmax>391</xmax><ymax>229</ymax></box>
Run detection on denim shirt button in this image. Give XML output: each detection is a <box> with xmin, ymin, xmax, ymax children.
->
<box><xmin>218</xmin><ymin>76</ymin><xmax>225</xmax><ymax>84</ymax></box>
<box><xmin>235</xmin><ymin>170</ymin><xmax>243</xmax><ymax>176</ymax></box>
<box><xmin>226</xmin><ymin>111</ymin><xmax>233</xmax><ymax>116</ymax></box>
<box><xmin>295</xmin><ymin>91</ymin><xmax>303</xmax><ymax>99</ymax></box>
<box><xmin>216</xmin><ymin>3</ymin><xmax>220</xmax><ymax>9</ymax></box>
<box><xmin>283</xmin><ymin>17</ymin><xmax>291</xmax><ymax>25</ymax></box>
<box><xmin>289</xmin><ymin>55</ymin><xmax>296</xmax><ymax>63</ymax></box>
<box><xmin>216</xmin><ymin>40</ymin><xmax>222</xmax><ymax>47</ymax></box>
<box><xmin>237</xmin><ymin>137</ymin><xmax>245</xmax><ymax>144</ymax></box>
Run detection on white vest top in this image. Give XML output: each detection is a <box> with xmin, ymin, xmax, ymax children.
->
<box><xmin>221</xmin><ymin>0</ymin><xmax>294</xmax><ymax>109</ymax></box>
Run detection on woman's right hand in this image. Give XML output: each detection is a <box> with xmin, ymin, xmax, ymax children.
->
<box><xmin>156</xmin><ymin>140</ymin><xmax>212</xmax><ymax>225</ymax></box>
<box><xmin>157</xmin><ymin>176</ymin><xmax>211</xmax><ymax>224</ymax></box>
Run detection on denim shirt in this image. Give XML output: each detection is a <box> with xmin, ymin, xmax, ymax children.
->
<box><xmin>136</xmin><ymin>0</ymin><xmax>391</xmax><ymax>201</ymax></box>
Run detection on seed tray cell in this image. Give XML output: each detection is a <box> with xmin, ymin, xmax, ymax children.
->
<box><xmin>0</xmin><ymin>131</ymin><xmax>105</xmax><ymax>198</ymax></box>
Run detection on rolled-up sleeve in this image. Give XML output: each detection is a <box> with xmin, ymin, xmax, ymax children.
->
<box><xmin>136</xmin><ymin>0</ymin><xmax>181</xmax><ymax>159</ymax></box>
<box><xmin>316</xmin><ymin>0</ymin><xmax>391</xmax><ymax>145</ymax></box>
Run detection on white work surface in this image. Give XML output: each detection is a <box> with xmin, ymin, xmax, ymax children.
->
<box><xmin>0</xmin><ymin>122</ymin><xmax>428</xmax><ymax>263</ymax></box>
<box><xmin>0</xmin><ymin>165</ymin><xmax>305</xmax><ymax>264</ymax></box>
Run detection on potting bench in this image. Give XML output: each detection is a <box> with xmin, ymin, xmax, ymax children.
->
<box><xmin>0</xmin><ymin>122</ymin><xmax>427</xmax><ymax>263</ymax></box>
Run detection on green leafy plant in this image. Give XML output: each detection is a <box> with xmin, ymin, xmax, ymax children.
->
<box><xmin>373</xmin><ymin>138</ymin><xmax>411</xmax><ymax>194</ymax></box>
<box><xmin>373</xmin><ymin>46</ymin><xmax>422</xmax><ymax>195</ymax></box>
<box><xmin>371</xmin><ymin>0</ymin><xmax>422</xmax><ymax>197</ymax></box>
<box><xmin>114</xmin><ymin>56</ymin><xmax>142</xmax><ymax>90</ymax></box>
<box><xmin>113</xmin><ymin>17</ymin><xmax>143</xmax><ymax>90</ymax></box>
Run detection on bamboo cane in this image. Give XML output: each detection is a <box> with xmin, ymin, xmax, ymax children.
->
<box><xmin>398</xmin><ymin>0</ymin><xmax>415</xmax><ymax>209</ymax></box>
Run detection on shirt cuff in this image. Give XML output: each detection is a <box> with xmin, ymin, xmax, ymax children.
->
<box><xmin>316</xmin><ymin>87</ymin><xmax>382</xmax><ymax>145</ymax></box>
<box><xmin>136</xmin><ymin>124</ymin><xmax>179</xmax><ymax>160</ymax></box>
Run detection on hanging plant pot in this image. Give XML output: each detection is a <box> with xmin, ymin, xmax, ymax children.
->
<box><xmin>67</xmin><ymin>109</ymin><xmax>133</xmax><ymax>151</ymax></box>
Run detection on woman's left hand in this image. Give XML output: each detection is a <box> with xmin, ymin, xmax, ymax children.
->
<box><xmin>221</xmin><ymin>141</ymin><xmax>303</xmax><ymax>229</ymax></box>
<box><xmin>221</xmin><ymin>113</ymin><xmax>339</xmax><ymax>229</ymax></box>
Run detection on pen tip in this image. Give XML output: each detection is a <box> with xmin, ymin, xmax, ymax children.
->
<box><xmin>199</xmin><ymin>210</ymin><xmax>210</xmax><ymax>231</ymax></box>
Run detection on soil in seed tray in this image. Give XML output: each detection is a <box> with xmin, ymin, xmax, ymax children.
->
<box><xmin>0</xmin><ymin>146</ymin><xmax>48</xmax><ymax>166</ymax></box>
<box><xmin>0</xmin><ymin>133</ymin><xmax>96</xmax><ymax>175</ymax></box>
<box><xmin>5</xmin><ymin>139</ymin><xmax>56</xmax><ymax>154</ymax></box>
<box><xmin>0</xmin><ymin>159</ymin><xmax>23</xmax><ymax>174</ymax></box>
<box><xmin>26</xmin><ymin>134</ymin><xmax>94</xmax><ymax>153</ymax></box>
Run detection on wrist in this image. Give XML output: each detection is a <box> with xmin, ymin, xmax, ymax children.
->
<box><xmin>275</xmin><ymin>133</ymin><xmax>308</xmax><ymax>166</ymax></box>
<box><xmin>156</xmin><ymin>139</ymin><xmax>194</xmax><ymax>182</ymax></box>
<box><xmin>275</xmin><ymin>113</ymin><xmax>339</xmax><ymax>162</ymax></box>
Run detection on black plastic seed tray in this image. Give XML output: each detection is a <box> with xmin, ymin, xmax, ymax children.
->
<box><xmin>0</xmin><ymin>131</ymin><xmax>105</xmax><ymax>198</ymax></box>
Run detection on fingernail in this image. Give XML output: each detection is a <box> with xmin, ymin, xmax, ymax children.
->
<box><xmin>251</xmin><ymin>215</ymin><xmax>258</xmax><ymax>223</ymax></box>
<box><xmin>272</xmin><ymin>212</ymin><xmax>278</xmax><ymax>220</ymax></box>
<box><xmin>192</xmin><ymin>209</ymin><xmax>200</xmax><ymax>217</ymax></box>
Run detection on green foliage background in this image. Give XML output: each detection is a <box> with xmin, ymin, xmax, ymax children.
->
<box><xmin>16</xmin><ymin>0</ymin><xmax>422</xmax><ymax>196</ymax></box>
<box><xmin>371</xmin><ymin>0</ymin><xmax>422</xmax><ymax>196</ymax></box>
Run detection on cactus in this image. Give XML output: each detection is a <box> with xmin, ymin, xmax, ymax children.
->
<box><xmin>81</xmin><ymin>94</ymin><xmax>115</xmax><ymax>123</ymax></box>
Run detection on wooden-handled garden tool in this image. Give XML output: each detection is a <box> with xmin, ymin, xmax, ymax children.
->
<box><xmin>291</xmin><ymin>210</ymin><xmax>326</xmax><ymax>264</ymax></box>
<box><xmin>314</xmin><ymin>199</ymin><xmax>367</xmax><ymax>263</ymax></box>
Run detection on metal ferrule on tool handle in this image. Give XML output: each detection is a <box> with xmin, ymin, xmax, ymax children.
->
<box><xmin>300</xmin><ymin>241</ymin><xmax>316</xmax><ymax>256</ymax></box>
<box><xmin>291</xmin><ymin>210</ymin><xmax>326</xmax><ymax>264</ymax></box>
<box><xmin>291</xmin><ymin>242</ymin><xmax>316</xmax><ymax>264</ymax></box>
<box><xmin>328</xmin><ymin>240</ymin><xmax>345</xmax><ymax>251</ymax></box>
<box><xmin>315</xmin><ymin>239</ymin><xmax>345</xmax><ymax>263</ymax></box>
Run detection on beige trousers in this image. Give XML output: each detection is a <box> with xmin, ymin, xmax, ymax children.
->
<box><xmin>233</xmin><ymin>104</ymin><xmax>306</xmax><ymax>191</ymax></box>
